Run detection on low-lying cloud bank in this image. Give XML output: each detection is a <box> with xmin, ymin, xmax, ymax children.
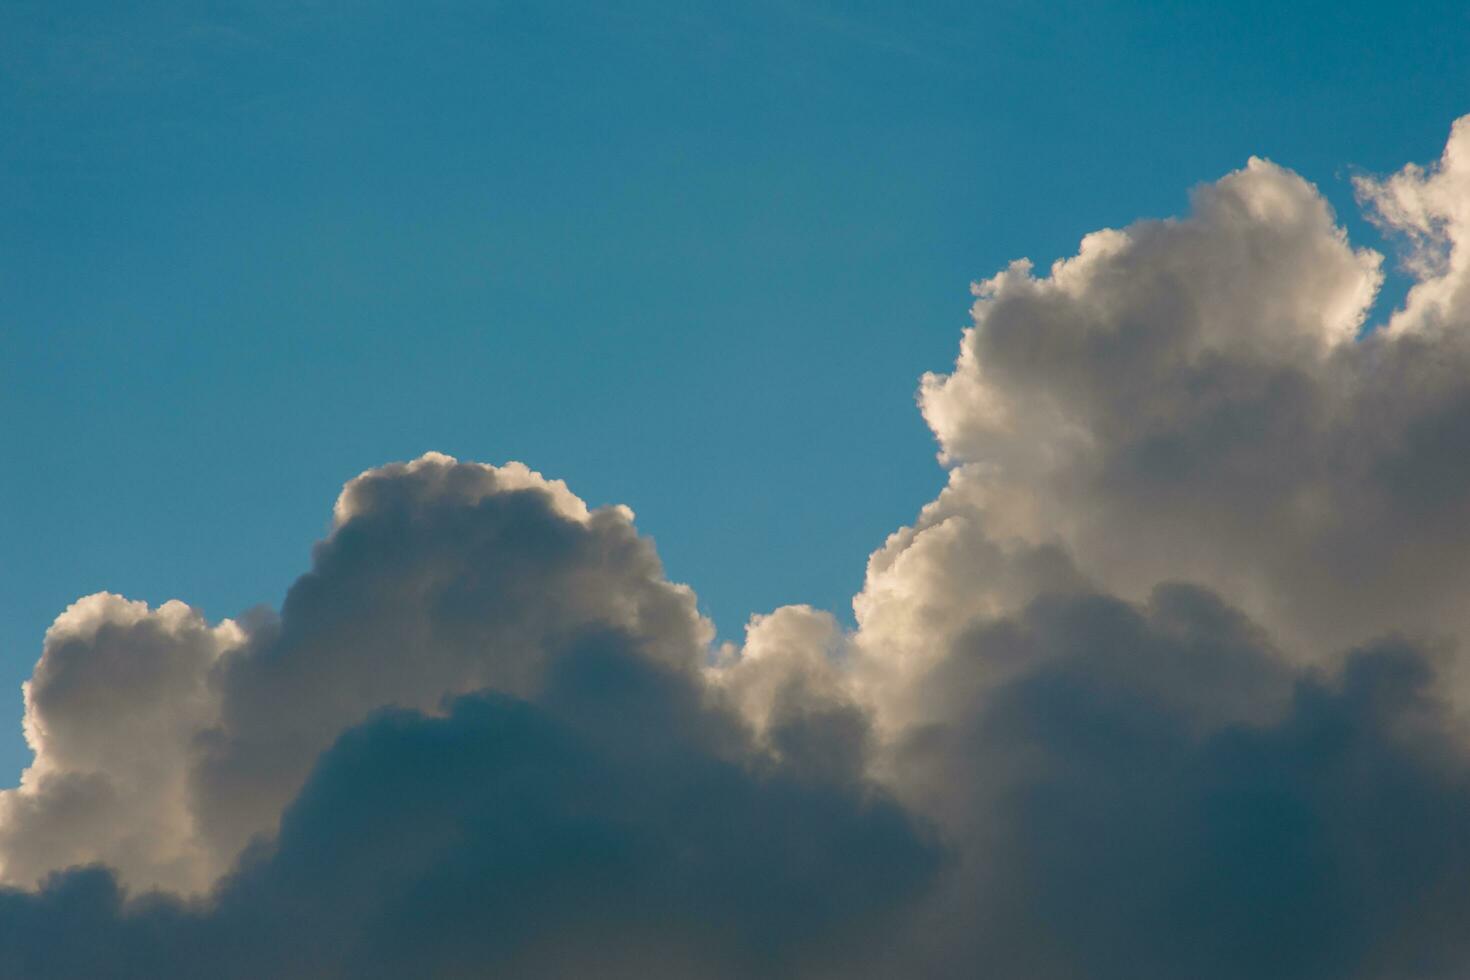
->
<box><xmin>5</xmin><ymin>118</ymin><xmax>1470</xmax><ymax>978</ymax></box>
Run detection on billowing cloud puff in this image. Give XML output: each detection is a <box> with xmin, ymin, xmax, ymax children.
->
<box><xmin>1</xmin><ymin>596</ymin><xmax>242</xmax><ymax>893</ymax></box>
<box><xmin>6</xmin><ymin>118</ymin><xmax>1470</xmax><ymax>978</ymax></box>
<box><xmin>905</xmin><ymin>136</ymin><xmax>1470</xmax><ymax>669</ymax></box>
<box><xmin>3</xmin><ymin>454</ymin><xmax>713</xmax><ymax>892</ymax></box>
<box><xmin>0</xmin><ymin>641</ymin><xmax>936</xmax><ymax>979</ymax></box>
<box><xmin>1357</xmin><ymin>116</ymin><xmax>1470</xmax><ymax>335</ymax></box>
<box><xmin>888</xmin><ymin>589</ymin><xmax>1470</xmax><ymax>980</ymax></box>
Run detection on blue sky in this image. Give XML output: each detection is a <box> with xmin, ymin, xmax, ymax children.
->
<box><xmin>2</xmin><ymin>0</ymin><xmax>1467</xmax><ymax>784</ymax></box>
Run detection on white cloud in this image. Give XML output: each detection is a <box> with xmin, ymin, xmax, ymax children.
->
<box><xmin>1357</xmin><ymin>116</ymin><xmax>1470</xmax><ymax>334</ymax></box>
<box><xmin>882</xmin><ymin>133</ymin><xmax>1470</xmax><ymax>673</ymax></box>
<box><xmin>2</xmin><ymin>594</ymin><xmax>240</xmax><ymax>892</ymax></box>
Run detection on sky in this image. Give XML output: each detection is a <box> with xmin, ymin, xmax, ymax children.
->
<box><xmin>0</xmin><ymin>0</ymin><xmax>1464</xmax><ymax>775</ymax></box>
<box><xmin>3</xmin><ymin>1</ymin><xmax>1467</xmax><ymax>778</ymax></box>
<box><xmin>5</xmin><ymin>3</ymin><xmax>1470</xmax><ymax>976</ymax></box>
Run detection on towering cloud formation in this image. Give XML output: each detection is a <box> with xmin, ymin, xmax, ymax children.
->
<box><xmin>5</xmin><ymin>119</ymin><xmax>1470</xmax><ymax>978</ymax></box>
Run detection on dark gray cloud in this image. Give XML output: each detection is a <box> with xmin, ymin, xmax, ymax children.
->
<box><xmin>0</xmin><ymin>637</ymin><xmax>938</xmax><ymax>979</ymax></box>
<box><xmin>194</xmin><ymin>455</ymin><xmax>710</xmax><ymax>870</ymax></box>
<box><xmin>6</xmin><ymin>120</ymin><xmax>1470</xmax><ymax>977</ymax></box>
<box><xmin>11</xmin><ymin>587</ymin><xmax>1470</xmax><ymax>979</ymax></box>
<box><xmin>890</xmin><ymin>586</ymin><xmax>1470</xmax><ymax>980</ymax></box>
<box><xmin>3</xmin><ymin>455</ymin><xmax>716</xmax><ymax>891</ymax></box>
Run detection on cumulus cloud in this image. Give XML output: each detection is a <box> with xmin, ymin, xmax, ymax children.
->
<box><xmin>6</xmin><ymin>118</ymin><xmax>1470</xmax><ymax>977</ymax></box>
<box><xmin>0</xmin><ymin>596</ymin><xmax>241</xmax><ymax>893</ymax></box>
<box><xmin>1357</xmin><ymin>116</ymin><xmax>1470</xmax><ymax>334</ymax></box>
<box><xmin>906</xmin><ymin>138</ymin><xmax>1470</xmax><ymax>667</ymax></box>
<box><xmin>4</xmin><ymin>453</ymin><xmax>715</xmax><ymax>892</ymax></box>
<box><xmin>888</xmin><ymin>589</ymin><xmax>1470</xmax><ymax>980</ymax></box>
<box><xmin>0</xmin><ymin>639</ymin><xmax>936</xmax><ymax>979</ymax></box>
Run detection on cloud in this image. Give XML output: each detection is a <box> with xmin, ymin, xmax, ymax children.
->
<box><xmin>0</xmin><ymin>595</ymin><xmax>240</xmax><ymax>893</ymax></box>
<box><xmin>0</xmin><ymin>640</ymin><xmax>935</xmax><ymax>979</ymax></box>
<box><xmin>3</xmin><ymin>453</ymin><xmax>713</xmax><ymax>892</ymax></box>
<box><xmin>888</xmin><ymin>587</ymin><xmax>1470</xmax><ymax>980</ymax></box>
<box><xmin>6</xmin><ymin>118</ymin><xmax>1470</xmax><ymax>977</ymax></box>
<box><xmin>1356</xmin><ymin>116</ymin><xmax>1470</xmax><ymax>334</ymax></box>
<box><xmin>901</xmin><ymin>140</ymin><xmax>1470</xmax><ymax>670</ymax></box>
